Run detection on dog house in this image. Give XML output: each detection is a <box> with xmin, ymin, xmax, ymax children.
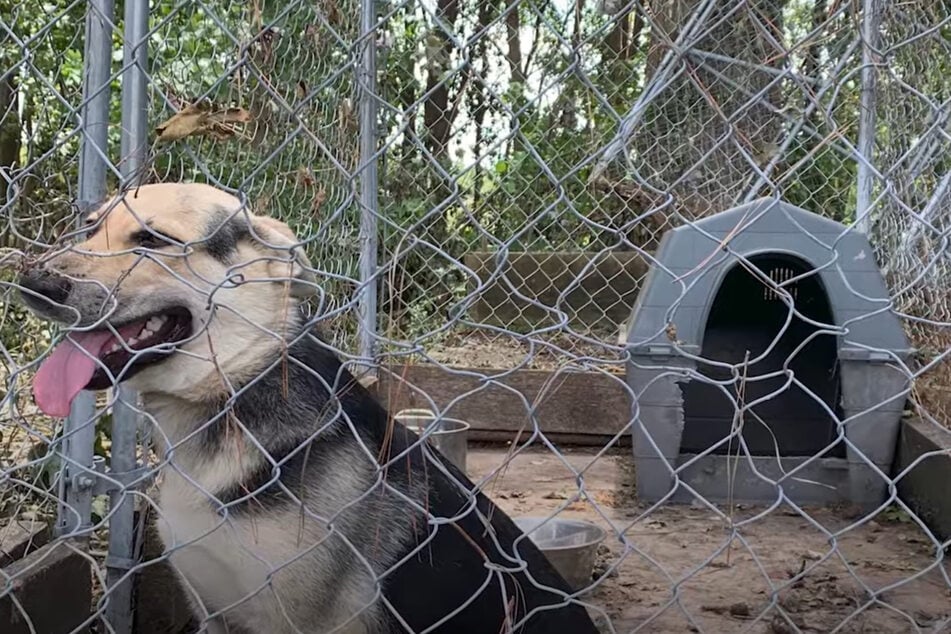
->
<box><xmin>625</xmin><ymin>198</ymin><xmax>912</xmax><ymax>508</ymax></box>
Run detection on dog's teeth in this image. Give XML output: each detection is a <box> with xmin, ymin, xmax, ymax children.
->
<box><xmin>146</xmin><ymin>316</ymin><xmax>164</xmax><ymax>331</ymax></box>
<box><xmin>127</xmin><ymin>337</ymin><xmax>139</xmax><ymax>346</ymax></box>
<box><xmin>140</xmin><ymin>328</ymin><xmax>154</xmax><ymax>339</ymax></box>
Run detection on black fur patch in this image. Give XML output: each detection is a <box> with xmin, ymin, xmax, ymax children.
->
<box><xmin>197</xmin><ymin>320</ymin><xmax>600</xmax><ymax>633</ymax></box>
<box><xmin>202</xmin><ymin>207</ymin><xmax>250</xmax><ymax>262</ymax></box>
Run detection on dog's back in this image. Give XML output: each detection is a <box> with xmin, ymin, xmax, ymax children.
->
<box><xmin>358</xmin><ymin>391</ymin><xmax>598</xmax><ymax>633</ymax></box>
<box><xmin>380</xmin><ymin>444</ymin><xmax>600</xmax><ymax>632</ymax></box>
<box><xmin>189</xmin><ymin>328</ymin><xmax>601</xmax><ymax>633</ymax></box>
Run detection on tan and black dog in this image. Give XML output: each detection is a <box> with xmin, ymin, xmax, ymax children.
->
<box><xmin>18</xmin><ymin>182</ymin><xmax>601</xmax><ymax>633</ymax></box>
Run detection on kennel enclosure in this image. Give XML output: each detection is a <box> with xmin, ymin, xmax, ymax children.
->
<box><xmin>625</xmin><ymin>198</ymin><xmax>912</xmax><ymax>507</ymax></box>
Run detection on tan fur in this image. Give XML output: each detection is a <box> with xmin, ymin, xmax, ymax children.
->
<box><xmin>40</xmin><ymin>183</ymin><xmax>388</xmax><ymax>633</ymax></box>
<box><xmin>55</xmin><ymin>182</ymin><xmax>311</xmax><ymax>401</ymax></box>
<box><xmin>151</xmin><ymin>395</ymin><xmax>382</xmax><ymax>634</ymax></box>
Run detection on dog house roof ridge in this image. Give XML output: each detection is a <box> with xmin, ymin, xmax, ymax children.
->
<box><xmin>627</xmin><ymin>197</ymin><xmax>911</xmax><ymax>357</ymax></box>
<box><xmin>667</xmin><ymin>197</ymin><xmax>850</xmax><ymax>238</ymax></box>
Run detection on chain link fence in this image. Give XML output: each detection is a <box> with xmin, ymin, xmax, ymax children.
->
<box><xmin>1</xmin><ymin>0</ymin><xmax>950</xmax><ymax>632</ymax></box>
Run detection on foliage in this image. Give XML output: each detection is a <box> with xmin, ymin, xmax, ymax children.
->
<box><xmin>2</xmin><ymin>0</ymin><xmax>940</xmax><ymax>344</ymax></box>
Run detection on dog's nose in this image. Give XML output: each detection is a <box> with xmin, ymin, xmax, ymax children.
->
<box><xmin>18</xmin><ymin>268</ymin><xmax>72</xmax><ymax>307</ymax></box>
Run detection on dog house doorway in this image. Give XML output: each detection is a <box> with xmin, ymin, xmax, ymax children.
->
<box><xmin>681</xmin><ymin>254</ymin><xmax>844</xmax><ymax>458</ymax></box>
<box><xmin>627</xmin><ymin>198</ymin><xmax>912</xmax><ymax>507</ymax></box>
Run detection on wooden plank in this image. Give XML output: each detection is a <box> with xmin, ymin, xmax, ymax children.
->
<box><xmin>378</xmin><ymin>364</ymin><xmax>632</xmax><ymax>444</ymax></box>
<box><xmin>463</xmin><ymin>251</ymin><xmax>648</xmax><ymax>331</ymax></box>
<box><xmin>0</xmin><ymin>540</ymin><xmax>90</xmax><ymax>634</ymax></box>
<box><xmin>0</xmin><ymin>520</ymin><xmax>49</xmax><ymax>568</ymax></box>
<box><xmin>467</xmin><ymin>430</ymin><xmax>628</xmax><ymax>447</ymax></box>
<box><xmin>896</xmin><ymin>417</ymin><xmax>951</xmax><ymax>541</ymax></box>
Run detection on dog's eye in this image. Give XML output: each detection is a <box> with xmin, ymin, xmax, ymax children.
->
<box><xmin>132</xmin><ymin>229</ymin><xmax>180</xmax><ymax>250</ymax></box>
<box><xmin>79</xmin><ymin>216</ymin><xmax>104</xmax><ymax>241</ymax></box>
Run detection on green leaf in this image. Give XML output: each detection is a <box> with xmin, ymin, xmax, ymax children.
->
<box><xmin>91</xmin><ymin>495</ymin><xmax>109</xmax><ymax>522</ymax></box>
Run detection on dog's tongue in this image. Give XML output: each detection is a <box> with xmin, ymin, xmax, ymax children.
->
<box><xmin>33</xmin><ymin>322</ymin><xmax>144</xmax><ymax>418</ymax></box>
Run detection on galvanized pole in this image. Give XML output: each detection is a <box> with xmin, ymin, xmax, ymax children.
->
<box><xmin>357</xmin><ymin>0</ymin><xmax>380</xmax><ymax>368</ymax></box>
<box><xmin>57</xmin><ymin>0</ymin><xmax>115</xmax><ymax>539</ymax></box>
<box><xmin>855</xmin><ymin>0</ymin><xmax>880</xmax><ymax>235</ymax></box>
<box><xmin>119</xmin><ymin>0</ymin><xmax>149</xmax><ymax>187</ymax></box>
<box><xmin>104</xmin><ymin>0</ymin><xmax>149</xmax><ymax>631</ymax></box>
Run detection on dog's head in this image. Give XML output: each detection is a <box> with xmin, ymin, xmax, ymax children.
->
<box><xmin>18</xmin><ymin>182</ymin><xmax>317</xmax><ymax>415</ymax></box>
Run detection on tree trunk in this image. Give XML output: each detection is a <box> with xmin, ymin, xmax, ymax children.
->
<box><xmin>422</xmin><ymin>0</ymin><xmax>460</xmax><ymax>159</ymax></box>
<box><xmin>604</xmin><ymin>6</ymin><xmax>631</xmax><ymax>59</ymax></box>
<box><xmin>634</xmin><ymin>0</ymin><xmax>787</xmax><ymax>219</ymax></box>
<box><xmin>504</xmin><ymin>0</ymin><xmax>525</xmax><ymax>84</ymax></box>
<box><xmin>472</xmin><ymin>0</ymin><xmax>496</xmax><ymax>250</ymax></box>
<box><xmin>0</xmin><ymin>57</ymin><xmax>21</xmax><ymax>247</ymax></box>
<box><xmin>573</xmin><ymin>0</ymin><xmax>584</xmax><ymax>48</ymax></box>
<box><xmin>0</xmin><ymin>57</ymin><xmax>19</xmax><ymax>209</ymax></box>
<box><xmin>626</xmin><ymin>5</ymin><xmax>645</xmax><ymax>60</ymax></box>
<box><xmin>802</xmin><ymin>0</ymin><xmax>826</xmax><ymax>112</ymax></box>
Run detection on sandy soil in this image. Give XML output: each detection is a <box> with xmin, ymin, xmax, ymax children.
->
<box><xmin>467</xmin><ymin>445</ymin><xmax>951</xmax><ymax>633</ymax></box>
<box><xmin>2</xmin><ymin>394</ymin><xmax>949</xmax><ymax>633</ymax></box>
<box><xmin>417</xmin><ymin>329</ymin><xmax>625</xmax><ymax>370</ymax></box>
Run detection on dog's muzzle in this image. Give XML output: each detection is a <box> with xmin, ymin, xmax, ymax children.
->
<box><xmin>18</xmin><ymin>264</ymin><xmax>195</xmax><ymax>417</ymax></box>
<box><xmin>18</xmin><ymin>268</ymin><xmax>73</xmax><ymax>317</ymax></box>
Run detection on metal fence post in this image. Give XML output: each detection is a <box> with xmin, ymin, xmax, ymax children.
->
<box><xmin>855</xmin><ymin>0</ymin><xmax>880</xmax><ymax>235</ymax></box>
<box><xmin>357</xmin><ymin>0</ymin><xmax>380</xmax><ymax>367</ymax></box>
<box><xmin>57</xmin><ymin>0</ymin><xmax>115</xmax><ymax>539</ymax></box>
<box><xmin>104</xmin><ymin>1</ymin><xmax>149</xmax><ymax>631</ymax></box>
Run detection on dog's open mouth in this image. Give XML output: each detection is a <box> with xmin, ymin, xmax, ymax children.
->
<box><xmin>32</xmin><ymin>308</ymin><xmax>192</xmax><ymax>417</ymax></box>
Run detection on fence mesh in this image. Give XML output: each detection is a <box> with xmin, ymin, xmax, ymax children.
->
<box><xmin>1</xmin><ymin>0</ymin><xmax>950</xmax><ymax>632</ymax></box>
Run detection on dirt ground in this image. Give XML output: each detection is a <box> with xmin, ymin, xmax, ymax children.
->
<box><xmin>466</xmin><ymin>445</ymin><xmax>951</xmax><ymax>633</ymax></box>
<box><xmin>420</xmin><ymin>329</ymin><xmax>625</xmax><ymax>370</ymax></box>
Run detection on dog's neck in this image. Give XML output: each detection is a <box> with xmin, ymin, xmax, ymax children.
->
<box><xmin>142</xmin><ymin>323</ymin><xmax>384</xmax><ymax>464</ymax></box>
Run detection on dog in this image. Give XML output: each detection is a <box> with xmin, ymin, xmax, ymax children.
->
<box><xmin>18</xmin><ymin>183</ymin><xmax>602</xmax><ymax>634</ymax></box>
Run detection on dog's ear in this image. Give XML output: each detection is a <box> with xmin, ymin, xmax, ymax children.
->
<box><xmin>249</xmin><ymin>216</ymin><xmax>317</xmax><ymax>298</ymax></box>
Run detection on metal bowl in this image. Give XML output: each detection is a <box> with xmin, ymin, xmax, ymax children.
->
<box><xmin>394</xmin><ymin>408</ymin><xmax>469</xmax><ymax>473</ymax></box>
<box><xmin>514</xmin><ymin>516</ymin><xmax>607</xmax><ymax>591</ymax></box>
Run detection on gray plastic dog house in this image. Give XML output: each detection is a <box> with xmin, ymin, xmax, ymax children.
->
<box><xmin>625</xmin><ymin>198</ymin><xmax>913</xmax><ymax>508</ymax></box>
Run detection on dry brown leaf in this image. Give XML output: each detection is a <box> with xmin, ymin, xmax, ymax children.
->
<box><xmin>296</xmin><ymin>166</ymin><xmax>316</xmax><ymax>188</ymax></box>
<box><xmin>311</xmin><ymin>186</ymin><xmax>327</xmax><ymax>215</ymax></box>
<box><xmin>326</xmin><ymin>2</ymin><xmax>341</xmax><ymax>25</ymax></box>
<box><xmin>154</xmin><ymin>104</ymin><xmax>253</xmax><ymax>144</ymax></box>
<box><xmin>305</xmin><ymin>24</ymin><xmax>320</xmax><ymax>45</ymax></box>
<box><xmin>203</xmin><ymin>108</ymin><xmax>253</xmax><ymax>140</ymax></box>
<box><xmin>154</xmin><ymin>104</ymin><xmax>205</xmax><ymax>142</ymax></box>
<box><xmin>164</xmin><ymin>85</ymin><xmax>186</xmax><ymax>111</ymax></box>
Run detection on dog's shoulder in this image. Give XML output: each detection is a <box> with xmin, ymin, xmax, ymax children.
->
<box><xmin>374</xmin><ymin>426</ymin><xmax>599</xmax><ymax>633</ymax></box>
<box><xmin>208</xmin><ymin>325</ymin><xmax>599</xmax><ymax>632</ymax></box>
